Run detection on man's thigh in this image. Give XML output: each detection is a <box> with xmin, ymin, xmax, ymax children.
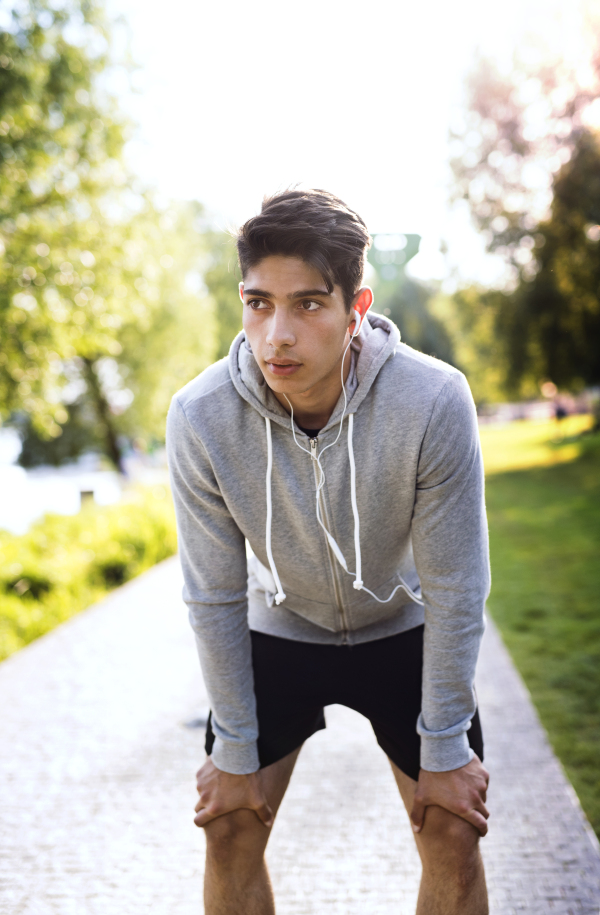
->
<box><xmin>260</xmin><ymin>745</ymin><xmax>303</xmax><ymax>818</ymax></box>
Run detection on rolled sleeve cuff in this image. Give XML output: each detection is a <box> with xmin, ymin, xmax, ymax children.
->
<box><xmin>417</xmin><ymin>713</ymin><xmax>475</xmax><ymax>772</ymax></box>
<box><xmin>211</xmin><ymin>736</ymin><xmax>260</xmax><ymax>775</ymax></box>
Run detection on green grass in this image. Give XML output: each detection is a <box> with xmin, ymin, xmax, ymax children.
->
<box><xmin>481</xmin><ymin>421</ymin><xmax>600</xmax><ymax>837</ymax></box>
<box><xmin>0</xmin><ymin>485</ymin><xmax>177</xmax><ymax>662</ymax></box>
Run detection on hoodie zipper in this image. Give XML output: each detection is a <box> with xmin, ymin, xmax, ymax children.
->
<box><xmin>310</xmin><ymin>436</ymin><xmax>349</xmax><ymax>643</ymax></box>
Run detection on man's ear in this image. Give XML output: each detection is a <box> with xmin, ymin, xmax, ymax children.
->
<box><xmin>349</xmin><ymin>286</ymin><xmax>373</xmax><ymax>333</ymax></box>
<box><xmin>239</xmin><ymin>281</ymin><xmax>244</xmax><ymax>303</ymax></box>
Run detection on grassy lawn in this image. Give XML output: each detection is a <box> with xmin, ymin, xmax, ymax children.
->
<box><xmin>480</xmin><ymin>415</ymin><xmax>600</xmax><ymax>837</ymax></box>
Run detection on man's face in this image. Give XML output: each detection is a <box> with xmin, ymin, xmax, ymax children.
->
<box><xmin>241</xmin><ymin>255</ymin><xmax>354</xmax><ymax>398</ymax></box>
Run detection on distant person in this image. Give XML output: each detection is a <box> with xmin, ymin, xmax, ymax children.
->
<box><xmin>555</xmin><ymin>400</ymin><xmax>568</xmax><ymax>422</ymax></box>
<box><xmin>554</xmin><ymin>397</ymin><xmax>568</xmax><ymax>441</ymax></box>
<box><xmin>167</xmin><ymin>189</ymin><xmax>491</xmax><ymax>915</ymax></box>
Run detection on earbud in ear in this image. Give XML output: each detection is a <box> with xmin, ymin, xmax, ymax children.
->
<box><xmin>350</xmin><ymin>309</ymin><xmax>362</xmax><ymax>338</ymax></box>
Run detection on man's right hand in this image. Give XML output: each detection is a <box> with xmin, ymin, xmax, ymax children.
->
<box><xmin>410</xmin><ymin>754</ymin><xmax>490</xmax><ymax>837</ymax></box>
<box><xmin>194</xmin><ymin>756</ymin><xmax>274</xmax><ymax>829</ymax></box>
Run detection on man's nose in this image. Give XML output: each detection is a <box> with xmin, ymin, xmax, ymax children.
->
<box><xmin>265</xmin><ymin>310</ymin><xmax>295</xmax><ymax>348</ymax></box>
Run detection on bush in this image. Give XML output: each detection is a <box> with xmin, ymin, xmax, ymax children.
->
<box><xmin>0</xmin><ymin>486</ymin><xmax>177</xmax><ymax>662</ymax></box>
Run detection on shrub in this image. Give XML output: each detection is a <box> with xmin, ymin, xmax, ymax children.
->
<box><xmin>0</xmin><ymin>486</ymin><xmax>177</xmax><ymax>662</ymax></box>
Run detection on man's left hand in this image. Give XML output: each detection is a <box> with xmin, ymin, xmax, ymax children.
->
<box><xmin>410</xmin><ymin>754</ymin><xmax>490</xmax><ymax>837</ymax></box>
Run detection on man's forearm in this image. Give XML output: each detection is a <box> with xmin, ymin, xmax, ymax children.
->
<box><xmin>189</xmin><ymin>601</ymin><xmax>260</xmax><ymax>774</ymax></box>
<box><xmin>417</xmin><ymin>612</ymin><xmax>485</xmax><ymax>772</ymax></box>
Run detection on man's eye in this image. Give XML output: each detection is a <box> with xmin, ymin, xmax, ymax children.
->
<box><xmin>300</xmin><ymin>300</ymin><xmax>321</xmax><ymax>312</ymax></box>
<box><xmin>247</xmin><ymin>299</ymin><xmax>269</xmax><ymax>309</ymax></box>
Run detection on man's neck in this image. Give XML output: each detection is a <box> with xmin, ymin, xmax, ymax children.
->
<box><xmin>272</xmin><ymin>347</ymin><xmax>352</xmax><ymax>430</ymax></box>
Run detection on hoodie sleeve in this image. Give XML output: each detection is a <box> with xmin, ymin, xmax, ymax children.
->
<box><xmin>411</xmin><ymin>372</ymin><xmax>490</xmax><ymax>773</ymax></box>
<box><xmin>166</xmin><ymin>396</ymin><xmax>260</xmax><ymax>775</ymax></box>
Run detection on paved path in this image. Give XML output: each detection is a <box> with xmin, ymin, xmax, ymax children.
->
<box><xmin>0</xmin><ymin>556</ymin><xmax>598</xmax><ymax>915</ymax></box>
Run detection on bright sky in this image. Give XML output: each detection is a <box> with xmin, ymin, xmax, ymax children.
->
<box><xmin>97</xmin><ymin>0</ymin><xmax>596</xmax><ymax>284</ymax></box>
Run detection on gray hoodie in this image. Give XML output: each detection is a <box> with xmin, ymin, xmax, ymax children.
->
<box><xmin>167</xmin><ymin>313</ymin><xmax>490</xmax><ymax>776</ymax></box>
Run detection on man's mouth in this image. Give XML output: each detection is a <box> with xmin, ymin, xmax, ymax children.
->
<box><xmin>265</xmin><ymin>358</ymin><xmax>302</xmax><ymax>377</ymax></box>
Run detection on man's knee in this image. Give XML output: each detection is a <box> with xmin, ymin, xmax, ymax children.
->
<box><xmin>204</xmin><ymin>808</ymin><xmax>270</xmax><ymax>868</ymax></box>
<box><xmin>417</xmin><ymin>805</ymin><xmax>481</xmax><ymax>878</ymax></box>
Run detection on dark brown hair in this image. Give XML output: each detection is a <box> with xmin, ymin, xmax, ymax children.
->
<box><xmin>236</xmin><ymin>189</ymin><xmax>371</xmax><ymax>311</ymax></box>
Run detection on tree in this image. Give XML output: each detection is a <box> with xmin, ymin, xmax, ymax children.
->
<box><xmin>101</xmin><ymin>201</ymin><xmax>216</xmax><ymax>448</ymax></box>
<box><xmin>0</xmin><ymin>2</ymin><xmax>215</xmax><ymax>469</ymax></box>
<box><xmin>10</xmin><ymin>197</ymin><xmax>217</xmax><ymax>469</ymax></box>
<box><xmin>368</xmin><ymin>234</ymin><xmax>456</xmax><ymax>365</ymax></box>
<box><xmin>450</xmin><ymin>49</ymin><xmax>600</xmax><ymax>277</ymax></box>
<box><xmin>428</xmin><ymin>286</ymin><xmax>511</xmax><ymax>405</ymax></box>
<box><xmin>449</xmin><ymin>38</ymin><xmax>600</xmax><ymax>394</ymax></box>
<box><xmin>0</xmin><ymin>0</ymin><xmax>125</xmax><ymax>437</ymax></box>
<box><xmin>503</xmin><ymin>130</ymin><xmax>600</xmax><ymax>390</ymax></box>
<box><xmin>203</xmin><ymin>231</ymin><xmax>242</xmax><ymax>361</ymax></box>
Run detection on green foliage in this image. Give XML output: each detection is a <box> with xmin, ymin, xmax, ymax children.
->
<box><xmin>445</xmin><ymin>128</ymin><xmax>600</xmax><ymax>397</ymax></box>
<box><xmin>204</xmin><ymin>231</ymin><xmax>242</xmax><ymax>361</ymax></box>
<box><xmin>367</xmin><ymin>234</ymin><xmax>456</xmax><ymax>365</ymax></box>
<box><xmin>104</xmin><ymin>201</ymin><xmax>216</xmax><ymax>445</ymax></box>
<box><xmin>428</xmin><ymin>286</ymin><xmax>515</xmax><ymax>403</ymax></box>
<box><xmin>383</xmin><ymin>276</ymin><xmax>456</xmax><ymax>365</ymax></box>
<box><xmin>484</xmin><ymin>433</ymin><xmax>600</xmax><ymax>837</ymax></box>
<box><xmin>0</xmin><ymin>1</ymin><xmax>123</xmax><ymax>226</ymax></box>
<box><xmin>450</xmin><ymin>50</ymin><xmax>600</xmax><ymax>394</ymax></box>
<box><xmin>16</xmin><ymin>398</ymin><xmax>103</xmax><ymax>466</ymax></box>
<box><xmin>0</xmin><ymin>486</ymin><xmax>177</xmax><ymax>660</ymax></box>
<box><xmin>0</xmin><ymin>0</ymin><xmax>129</xmax><ymax>437</ymax></box>
<box><xmin>504</xmin><ymin>131</ymin><xmax>600</xmax><ymax>390</ymax></box>
<box><xmin>450</xmin><ymin>51</ymin><xmax>600</xmax><ymax>267</ymax></box>
<box><xmin>0</xmin><ymin>3</ymin><xmax>216</xmax><ymax>467</ymax></box>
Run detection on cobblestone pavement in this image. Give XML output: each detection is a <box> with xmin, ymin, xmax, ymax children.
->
<box><xmin>0</xmin><ymin>556</ymin><xmax>598</xmax><ymax>915</ymax></box>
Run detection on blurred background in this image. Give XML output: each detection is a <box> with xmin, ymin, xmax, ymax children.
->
<box><xmin>0</xmin><ymin>0</ymin><xmax>599</xmax><ymax>836</ymax></box>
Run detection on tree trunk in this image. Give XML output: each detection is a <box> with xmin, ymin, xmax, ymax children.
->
<box><xmin>81</xmin><ymin>357</ymin><xmax>126</xmax><ymax>474</ymax></box>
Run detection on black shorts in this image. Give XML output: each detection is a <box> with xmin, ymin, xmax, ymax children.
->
<box><xmin>205</xmin><ymin>624</ymin><xmax>483</xmax><ymax>781</ymax></box>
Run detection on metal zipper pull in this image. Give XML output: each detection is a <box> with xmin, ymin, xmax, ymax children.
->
<box><xmin>310</xmin><ymin>437</ymin><xmax>318</xmax><ymax>460</ymax></box>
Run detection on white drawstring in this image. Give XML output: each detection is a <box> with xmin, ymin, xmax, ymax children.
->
<box><xmin>263</xmin><ymin>336</ymin><xmax>424</xmax><ymax>609</ymax></box>
<box><xmin>347</xmin><ymin>413</ymin><xmax>363</xmax><ymax>590</ymax></box>
<box><xmin>264</xmin><ymin>417</ymin><xmax>286</xmax><ymax>605</ymax></box>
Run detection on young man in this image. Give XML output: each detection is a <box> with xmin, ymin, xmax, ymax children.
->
<box><xmin>167</xmin><ymin>189</ymin><xmax>491</xmax><ymax>915</ymax></box>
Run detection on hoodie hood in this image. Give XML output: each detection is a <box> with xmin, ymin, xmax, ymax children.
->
<box><xmin>228</xmin><ymin>311</ymin><xmax>401</xmax><ymax>435</ymax></box>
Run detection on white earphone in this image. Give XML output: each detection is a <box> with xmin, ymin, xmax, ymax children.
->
<box><xmin>350</xmin><ymin>309</ymin><xmax>362</xmax><ymax>338</ymax></box>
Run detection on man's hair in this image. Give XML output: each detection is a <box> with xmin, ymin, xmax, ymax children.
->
<box><xmin>236</xmin><ymin>189</ymin><xmax>371</xmax><ymax>311</ymax></box>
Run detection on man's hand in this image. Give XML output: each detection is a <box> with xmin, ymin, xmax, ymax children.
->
<box><xmin>194</xmin><ymin>756</ymin><xmax>274</xmax><ymax>829</ymax></box>
<box><xmin>410</xmin><ymin>754</ymin><xmax>490</xmax><ymax>837</ymax></box>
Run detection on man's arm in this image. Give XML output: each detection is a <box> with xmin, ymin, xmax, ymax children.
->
<box><xmin>167</xmin><ymin>396</ymin><xmax>259</xmax><ymax>776</ymax></box>
<box><xmin>410</xmin><ymin>372</ymin><xmax>491</xmax><ymax>833</ymax></box>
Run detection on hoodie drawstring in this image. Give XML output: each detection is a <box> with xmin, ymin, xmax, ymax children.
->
<box><xmin>347</xmin><ymin>413</ymin><xmax>363</xmax><ymax>590</ymax></box>
<box><xmin>264</xmin><ymin>417</ymin><xmax>286</xmax><ymax>605</ymax></box>
<box><xmin>264</xmin><ymin>413</ymin><xmax>423</xmax><ymax>608</ymax></box>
